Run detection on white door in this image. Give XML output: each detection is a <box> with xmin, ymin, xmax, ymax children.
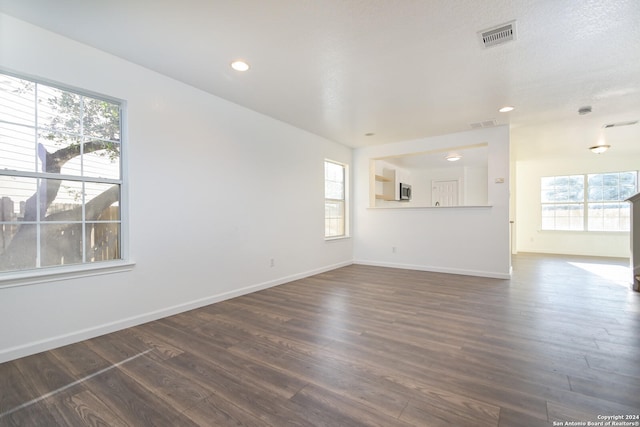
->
<box><xmin>432</xmin><ymin>180</ymin><xmax>459</xmax><ymax>206</ymax></box>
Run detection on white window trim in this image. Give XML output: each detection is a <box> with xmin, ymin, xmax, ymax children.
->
<box><xmin>325</xmin><ymin>235</ymin><xmax>351</xmax><ymax>241</ymax></box>
<box><xmin>540</xmin><ymin>171</ymin><xmax>637</xmax><ymax>232</ymax></box>
<box><xmin>0</xmin><ymin>260</ymin><xmax>136</xmax><ymax>288</ymax></box>
<box><xmin>0</xmin><ymin>71</ymin><xmax>129</xmax><ymax>277</ymax></box>
<box><xmin>324</xmin><ymin>159</ymin><xmax>350</xmax><ymax>240</ymax></box>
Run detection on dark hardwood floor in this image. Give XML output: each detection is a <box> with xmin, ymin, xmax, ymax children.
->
<box><xmin>1</xmin><ymin>253</ymin><xmax>639</xmax><ymax>426</ymax></box>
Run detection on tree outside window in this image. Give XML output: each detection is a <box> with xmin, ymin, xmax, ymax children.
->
<box><xmin>541</xmin><ymin>171</ymin><xmax>637</xmax><ymax>232</ymax></box>
<box><xmin>587</xmin><ymin>172</ymin><xmax>636</xmax><ymax>231</ymax></box>
<box><xmin>0</xmin><ymin>73</ymin><xmax>123</xmax><ymax>273</ymax></box>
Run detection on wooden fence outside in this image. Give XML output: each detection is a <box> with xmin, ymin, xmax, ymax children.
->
<box><xmin>0</xmin><ymin>196</ymin><xmax>120</xmax><ymax>267</ymax></box>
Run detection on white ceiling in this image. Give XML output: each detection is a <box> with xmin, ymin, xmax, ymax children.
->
<box><xmin>382</xmin><ymin>143</ymin><xmax>488</xmax><ymax>170</ymax></box>
<box><xmin>2</xmin><ymin>0</ymin><xmax>639</xmax><ymax>160</ymax></box>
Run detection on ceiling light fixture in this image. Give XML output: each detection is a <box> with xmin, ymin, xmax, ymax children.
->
<box><xmin>578</xmin><ymin>106</ymin><xmax>592</xmax><ymax>115</ymax></box>
<box><xmin>602</xmin><ymin>120</ymin><xmax>638</xmax><ymax>128</ymax></box>
<box><xmin>589</xmin><ymin>144</ymin><xmax>610</xmax><ymax>154</ymax></box>
<box><xmin>230</xmin><ymin>60</ymin><xmax>250</xmax><ymax>71</ymax></box>
<box><xmin>445</xmin><ymin>153</ymin><xmax>462</xmax><ymax>162</ymax></box>
<box><xmin>499</xmin><ymin>106</ymin><xmax>515</xmax><ymax>113</ymax></box>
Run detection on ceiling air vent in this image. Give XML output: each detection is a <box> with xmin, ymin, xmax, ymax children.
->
<box><xmin>470</xmin><ymin>119</ymin><xmax>497</xmax><ymax>129</ymax></box>
<box><xmin>479</xmin><ymin>20</ymin><xmax>516</xmax><ymax>48</ymax></box>
<box><xmin>602</xmin><ymin>120</ymin><xmax>638</xmax><ymax>129</ymax></box>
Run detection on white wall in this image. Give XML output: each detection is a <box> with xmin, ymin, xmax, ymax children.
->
<box><xmin>353</xmin><ymin>126</ymin><xmax>511</xmax><ymax>279</ymax></box>
<box><xmin>465</xmin><ymin>166</ymin><xmax>489</xmax><ymax>206</ymax></box>
<box><xmin>0</xmin><ymin>14</ymin><xmax>352</xmax><ymax>363</ymax></box>
<box><xmin>629</xmin><ymin>194</ymin><xmax>640</xmax><ymax>283</ymax></box>
<box><xmin>515</xmin><ymin>156</ymin><xmax>635</xmax><ymax>257</ymax></box>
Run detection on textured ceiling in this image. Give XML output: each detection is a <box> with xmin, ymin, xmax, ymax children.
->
<box><xmin>1</xmin><ymin>0</ymin><xmax>639</xmax><ymax>159</ymax></box>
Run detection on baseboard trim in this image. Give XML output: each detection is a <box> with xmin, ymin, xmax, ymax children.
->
<box><xmin>0</xmin><ymin>260</ymin><xmax>353</xmax><ymax>363</ymax></box>
<box><xmin>354</xmin><ymin>259</ymin><xmax>511</xmax><ymax>280</ymax></box>
<box><xmin>515</xmin><ymin>248</ymin><xmax>631</xmax><ymax>259</ymax></box>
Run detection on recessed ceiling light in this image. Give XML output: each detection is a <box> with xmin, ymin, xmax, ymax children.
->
<box><xmin>445</xmin><ymin>153</ymin><xmax>462</xmax><ymax>162</ymax></box>
<box><xmin>231</xmin><ymin>60</ymin><xmax>250</xmax><ymax>72</ymax></box>
<box><xmin>499</xmin><ymin>106</ymin><xmax>515</xmax><ymax>113</ymax></box>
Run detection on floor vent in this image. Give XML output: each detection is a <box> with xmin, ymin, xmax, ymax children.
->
<box><xmin>479</xmin><ymin>21</ymin><xmax>516</xmax><ymax>48</ymax></box>
<box><xmin>470</xmin><ymin>119</ymin><xmax>497</xmax><ymax>129</ymax></box>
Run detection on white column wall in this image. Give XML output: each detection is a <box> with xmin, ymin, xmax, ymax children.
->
<box><xmin>353</xmin><ymin>126</ymin><xmax>511</xmax><ymax>279</ymax></box>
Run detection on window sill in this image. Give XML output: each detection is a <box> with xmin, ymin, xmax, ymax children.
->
<box><xmin>0</xmin><ymin>261</ymin><xmax>136</xmax><ymax>289</ymax></box>
<box><xmin>538</xmin><ymin>229</ymin><xmax>629</xmax><ymax>234</ymax></box>
<box><xmin>367</xmin><ymin>205</ymin><xmax>493</xmax><ymax>210</ymax></box>
<box><xmin>325</xmin><ymin>235</ymin><xmax>351</xmax><ymax>242</ymax></box>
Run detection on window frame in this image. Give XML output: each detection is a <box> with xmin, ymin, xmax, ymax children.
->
<box><xmin>0</xmin><ymin>70</ymin><xmax>131</xmax><ymax>286</ymax></box>
<box><xmin>324</xmin><ymin>159</ymin><xmax>349</xmax><ymax>240</ymax></box>
<box><xmin>540</xmin><ymin>171</ymin><xmax>637</xmax><ymax>232</ymax></box>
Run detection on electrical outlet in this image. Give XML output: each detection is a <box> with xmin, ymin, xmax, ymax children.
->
<box><xmin>270</xmin><ymin>258</ymin><xmax>275</xmax><ymax>267</ymax></box>
<box><xmin>392</xmin><ymin>246</ymin><xmax>397</xmax><ymax>253</ymax></box>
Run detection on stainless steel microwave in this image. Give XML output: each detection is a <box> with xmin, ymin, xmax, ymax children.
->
<box><xmin>399</xmin><ymin>183</ymin><xmax>412</xmax><ymax>200</ymax></box>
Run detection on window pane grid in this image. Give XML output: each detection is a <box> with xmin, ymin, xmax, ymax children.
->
<box><xmin>0</xmin><ymin>72</ymin><xmax>123</xmax><ymax>273</ymax></box>
<box><xmin>0</xmin><ymin>75</ymin><xmax>36</xmax><ymax>126</ymax></box>
<box><xmin>324</xmin><ymin>160</ymin><xmax>346</xmax><ymax>238</ymax></box>
<box><xmin>0</xmin><ymin>122</ymin><xmax>36</xmax><ymax>173</ymax></box>
<box><xmin>541</xmin><ymin>172</ymin><xmax>636</xmax><ymax>232</ymax></box>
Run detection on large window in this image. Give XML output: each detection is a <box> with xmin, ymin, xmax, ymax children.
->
<box><xmin>0</xmin><ymin>73</ymin><xmax>123</xmax><ymax>274</ymax></box>
<box><xmin>541</xmin><ymin>171</ymin><xmax>637</xmax><ymax>231</ymax></box>
<box><xmin>324</xmin><ymin>160</ymin><xmax>347</xmax><ymax>238</ymax></box>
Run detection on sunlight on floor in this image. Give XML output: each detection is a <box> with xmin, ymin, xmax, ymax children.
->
<box><xmin>568</xmin><ymin>261</ymin><xmax>631</xmax><ymax>287</ymax></box>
